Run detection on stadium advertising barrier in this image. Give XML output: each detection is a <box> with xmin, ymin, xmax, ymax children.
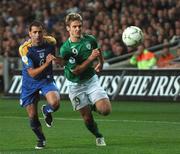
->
<box><xmin>6</xmin><ymin>69</ymin><xmax>180</xmax><ymax>101</ymax></box>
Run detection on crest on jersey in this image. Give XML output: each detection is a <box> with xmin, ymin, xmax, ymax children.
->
<box><xmin>72</xmin><ymin>48</ymin><xmax>78</xmax><ymax>56</ymax></box>
<box><xmin>86</xmin><ymin>43</ymin><xmax>91</xmax><ymax>50</ymax></box>
<box><xmin>39</xmin><ymin>53</ymin><xmax>45</xmax><ymax>58</ymax></box>
<box><xmin>69</xmin><ymin>57</ymin><xmax>76</xmax><ymax>64</ymax></box>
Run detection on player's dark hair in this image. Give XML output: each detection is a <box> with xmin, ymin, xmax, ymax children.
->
<box><xmin>65</xmin><ymin>13</ymin><xmax>83</xmax><ymax>26</ymax></box>
<box><xmin>29</xmin><ymin>21</ymin><xmax>44</xmax><ymax>31</ymax></box>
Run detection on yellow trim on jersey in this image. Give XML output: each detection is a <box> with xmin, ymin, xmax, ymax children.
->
<box><xmin>43</xmin><ymin>36</ymin><xmax>57</xmax><ymax>45</ymax></box>
<box><xmin>19</xmin><ymin>36</ymin><xmax>56</xmax><ymax>57</ymax></box>
<box><xmin>19</xmin><ymin>40</ymin><xmax>32</xmax><ymax>57</ymax></box>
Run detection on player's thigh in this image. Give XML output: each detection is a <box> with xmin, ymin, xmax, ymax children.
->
<box><xmin>88</xmin><ymin>87</ymin><xmax>111</xmax><ymax>114</ymax></box>
<box><xmin>26</xmin><ymin>101</ymin><xmax>38</xmax><ymax>119</ymax></box>
<box><xmin>95</xmin><ymin>98</ymin><xmax>111</xmax><ymax>113</ymax></box>
<box><xmin>45</xmin><ymin>91</ymin><xmax>60</xmax><ymax>105</ymax></box>
<box><xmin>41</xmin><ymin>81</ymin><xmax>60</xmax><ymax>105</ymax></box>
<box><xmin>86</xmin><ymin>75</ymin><xmax>109</xmax><ymax>104</ymax></box>
<box><xmin>88</xmin><ymin>85</ymin><xmax>109</xmax><ymax>105</ymax></box>
<box><xmin>20</xmin><ymin>89</ymin><xmax>40</xmax><ymax>107</ymax></box>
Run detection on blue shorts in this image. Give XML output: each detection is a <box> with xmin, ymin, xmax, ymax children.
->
<box><xmin>20</xmin><ymin>81</ymin><xmax>59</xmax><ymax>107</ymax></box>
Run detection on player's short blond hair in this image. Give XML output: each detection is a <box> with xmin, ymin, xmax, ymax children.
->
<box><xmin>65</xmin><ymin>13</ymin><xmax>83</xmax><ymax>26</ymax></box>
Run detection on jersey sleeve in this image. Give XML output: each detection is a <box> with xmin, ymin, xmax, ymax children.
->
<box><xmin>19</xmin><ymin>41</ymin><xmax>34</xmax><ymax>69</ymax></box>
<box><xmin>43</xmin><ymin>36</ymin><xmax>57</xmax><ymax>45</ymax></box>
<box><xmin>59</xmin><ymin>45</ymin><xmax>70</xmax><ymax>61</ymax></box>
<box><xmin>44</xmin><ymin>36</ymin><xmax>56</xmax><ymax>56</ymax></box>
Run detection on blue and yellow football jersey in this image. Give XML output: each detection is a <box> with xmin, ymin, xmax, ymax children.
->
<box><xmin>19</xmin><ymin>36</ymin><xmax>58</xmax><ymax>107</ymax></box>
<box><xmin>19</xmin><ymin>36</ymin><xmax>56</xmax><ymax>82</ymax></box>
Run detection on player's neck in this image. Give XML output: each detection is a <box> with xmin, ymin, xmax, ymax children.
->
<box><xmin>31</xmin><ymin>41</ymin><xmax>43</xmax><ymax>46</ymax></box>
<box><xmin>69</xmin><ymin>36</ymin><xmax>81</xmax><ymax>42</ymax></box>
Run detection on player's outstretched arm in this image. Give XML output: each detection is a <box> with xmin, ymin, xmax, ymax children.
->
<box><xmin>27</xmin><ymin>54</ymin><xmax>55</xmax><ymax>78</ymax></box>
<box><xmin>72</xmin><ymin>49</ymin><xmax>100</xmax><ymax>75</ymax></box>
<box><xmin>94</xmin><ymin>48</ymin><xmax>104</xmax><ymax>72</ymax></box>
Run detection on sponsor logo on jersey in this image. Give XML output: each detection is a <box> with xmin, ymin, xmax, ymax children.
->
<box><xmin>39</xmin><ymin>52</ymin><xmax>45</xmax><ymax>58</ymax></box>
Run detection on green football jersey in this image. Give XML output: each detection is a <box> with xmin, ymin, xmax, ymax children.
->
<box><xmin>59</xmin><ymin>34</ymin><xmax>99</xmax><ymax>83</ymax></box>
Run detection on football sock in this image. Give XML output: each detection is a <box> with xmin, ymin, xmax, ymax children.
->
<box><xmin>30</xmin><ymin>118</ymin><xmax>46</xmax><ymax>141</ymax></box>
<box><xmin>43</xmin><ymin>104</ymin><xmax>55</xmax><ymax>115</ymax></box>
<box><xmin>85</xmin><ymin>120</ymin><xmax>103</xmax><ymax>138</ymax></box>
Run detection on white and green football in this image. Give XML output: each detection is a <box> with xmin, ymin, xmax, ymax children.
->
<box><xmin>122</xmin><ymin>26</ymin><xmax>144</xmax><ymax>47</ymax></box>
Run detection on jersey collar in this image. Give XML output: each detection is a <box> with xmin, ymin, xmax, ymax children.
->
<box><xmin>68</xmin><ymin>35</ymin><xmax>84</xmax><ymax>43</ymax></box>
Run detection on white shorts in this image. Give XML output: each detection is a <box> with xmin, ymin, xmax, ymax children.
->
<box><xmin>68</xmin><ymin>75</ymin><xmax>109</xmax><ymax>110</ymax></box>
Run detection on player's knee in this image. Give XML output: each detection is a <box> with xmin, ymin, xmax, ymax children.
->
<box><xmin>52</xmin><ymin>102</ymin><xmax>60</xmax><ymax>111</ymax></box>
<box><xmin>50</xmin><ymin>99</ymin><xmax>60</xmax><ymax>111</ymax></box>
<box><xmin>46</xmin><ymin>91</ymin><xmax>60</xmax><ymax>111</ymax></box>
<box><xmin>96</xmin><ymin>99</ymin><xmax>111</xmax><ymax>116</ymax></box>
<box><xmin>100</xmin><ymin>108</ymin><xmax>111</xmax><ymax>116</ymax></box>
<box><xmin>55</xmin><ymin>103</ymin><xmax>60</xmax><ymax>111</ymax></box>
<box><xmin>97</xmin><ymin>104</ymin><xmax>111</xmax><ymax>116</ymax></box>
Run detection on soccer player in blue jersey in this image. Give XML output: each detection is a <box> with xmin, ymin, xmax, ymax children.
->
<box><xmin>19</xmin><ymin>21</ymin><xmax>60</xmax><ymax>149</ymax></box>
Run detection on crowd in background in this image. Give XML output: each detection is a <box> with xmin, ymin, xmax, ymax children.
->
<box><xmin>0</xmin><ymin>0</ymin><xmax>179</xmax><ymax>59</ymax></box>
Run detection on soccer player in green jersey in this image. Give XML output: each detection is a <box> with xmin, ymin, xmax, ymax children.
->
<box><xmin>59</xmin><ymin>13</ymin><xmax>112</xmax><ymax>146</ymax></box>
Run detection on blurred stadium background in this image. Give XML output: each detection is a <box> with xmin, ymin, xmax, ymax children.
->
<box><xmin>0</xmin><ymin>0</ymin><xmax>180</xmax><ymax>153</ymax></box>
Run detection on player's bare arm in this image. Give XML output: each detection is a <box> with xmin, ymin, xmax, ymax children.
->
<box><xmin>72</xmin><ymin>49</ymin><xmax>100</xmax><ymax>75</ymax></box>
<box><xmin>94</xmin><ymin>48</ymin><xmax>104</xmax><ymax>73</ymax></box>
<box><xmin>28</xmin><ymin>54</ymin><xmax>55</xmax><ymax>78</ymax></box>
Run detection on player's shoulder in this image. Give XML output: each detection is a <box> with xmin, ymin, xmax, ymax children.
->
<box><xmin>83</xmin><ymin>34</ymin><xmax>96</xmax><ymax>40</ymax></box>
<box><xmin>19</xmin><ymin>40</ymin><xmax>32</xmax><ymax>57</ymax></box>
<box><xmin>59</xmin><ymin>39</ymin><xmax>72</xmax><ymax>57</ymax></box>
<box><xmin>60</xmin><ymin>39</ymin><xmax>70</xmax><ymax>50</ymax></box>
<box><xmin>43</xmin><ymin>36</ymin><xmax>57</xmax><ymax>45</ymax></box>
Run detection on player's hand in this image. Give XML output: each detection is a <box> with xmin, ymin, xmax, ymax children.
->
<box><xmin>53</xmin><ymin>57</ymin><xmax>64</xmax><ymax>66</ymax></box>
<box><xmin>88</xmin><ymin>49</ymin><xmax>100</xmax><ymax>61</ymax></box>
<box><xmin>45</xmin><ymin>54</ymin><xmax>56</xmax><ymax>65</ymax></box>
<box><xmin>94</xmin><ymin>62</ymin><xmax>103</xmax><ymax>72</ymax></box>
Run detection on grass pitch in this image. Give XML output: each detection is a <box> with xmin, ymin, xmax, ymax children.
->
<box><xmin>0</xmin><ymin>98</ymin><xmax>180</xmax><ymax>154</ymax></box>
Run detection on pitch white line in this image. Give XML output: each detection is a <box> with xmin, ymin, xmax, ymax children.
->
<box><xmin>1</xmin><ymin>116</ymin><xmax>180</xmax><ymax>125</ymax></box>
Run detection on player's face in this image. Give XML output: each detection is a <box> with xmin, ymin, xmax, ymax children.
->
<box><xmin>29</xmin><ymin>26</ymin><xmax>43</xmax><ymax>45</ymax></box>
<box><xmin>67</xmin><ymin>20</ymin><xmax>82</xmax><ymax>40</ymax></box>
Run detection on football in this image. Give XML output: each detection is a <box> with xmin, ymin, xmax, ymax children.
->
<box><xmin>122</xmin><ymin>26</ymin><xmax>144</xmax><ymax>47</ymax></box>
